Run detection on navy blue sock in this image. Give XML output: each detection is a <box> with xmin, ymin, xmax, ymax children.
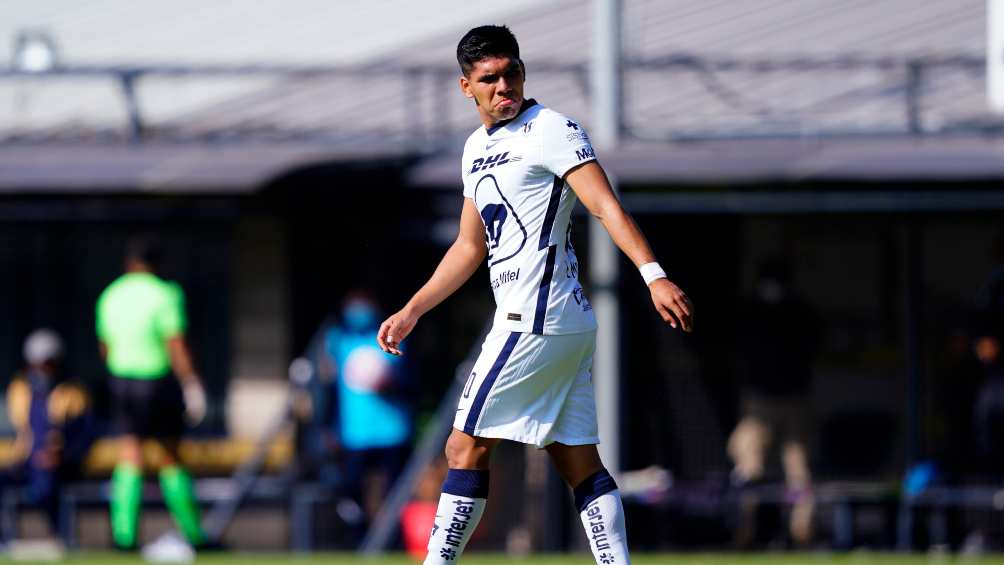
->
<box><xmin>442</xmin><ymin>469</ymin><xmax>490</xmax><ymax>499</ymax></box>
<box><xmin>573</xmin><ymin>468</ymin><xmax>618</xmax><ymax>512</ymax></box>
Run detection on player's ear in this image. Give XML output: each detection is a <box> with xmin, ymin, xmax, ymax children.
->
<box><xmin>459</xmin><ymin>75</ymin><xmax>473</xmax><ymax>99</ymax></box>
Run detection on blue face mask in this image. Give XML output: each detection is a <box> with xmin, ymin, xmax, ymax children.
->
<box><xmin>343</xmin><ymin>301</ymin><xmax>378</xmax><ymax>332</ymax></box>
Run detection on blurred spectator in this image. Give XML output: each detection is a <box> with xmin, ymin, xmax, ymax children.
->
<box><xmin>727</xmin><ymin>257</ymin><xmax>822</xmax><ymax>547</ymax></box>
<box><xmin>973</xmin><ymin>338</ymin><xmax>1004</xmax><ymax>474</ymax></box>
<box><xmin>3</xmin><ymin>329</ymin><xmax>94</xmax><ymax>538</ymax></box>
<box><xmin>944</xmin><ymin>232</ymin><xmax>1004</xmax><ymax>555</ymax></box>
<box><xmin>907</xmin><ymin>324</ymin><xmax>983</xmax><ymax>551</ymax></box>
<box><xmin>319</xmin><ymin>291</ymin><xmax>413</xmax><ymax>539</ymax></box>
<box><xmin>972</xmin><ymin>231</ymin><xmax>1004</xmax><ymax>474</ymax></box>
<box><xmin>928</xmin><ymin>327</ymin><xmax>983</xmax><ymax>475</ymax></box>
<box><xmin>96</xmin><ymin>235</ymin><xmax>207</xmax><ymax>550</ymax></box>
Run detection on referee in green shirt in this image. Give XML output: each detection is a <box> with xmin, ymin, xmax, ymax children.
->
<box><xmin>96</xmin><ymin>235</ymin><xmax>207</xmax><ymax>550</ymax></box>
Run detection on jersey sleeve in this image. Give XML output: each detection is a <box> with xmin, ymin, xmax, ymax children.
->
<box><xmin>463</xmin><ymin>176</ymin><xmax>475</xmax><ymax>199</ymax></box>
<box><xmin>540</xmin><ymin>113</ymin><xmax>597</xmax><ymax>178</ymax></box>
<box><xmin>156</xmin><ymin>282</ymin><xmax>188</xmax><ymax>339</ymax></box>
<box><xmin>462</xmin><ymin>137</ymin><xmax>476</xmax><ymax>199</ymax></box>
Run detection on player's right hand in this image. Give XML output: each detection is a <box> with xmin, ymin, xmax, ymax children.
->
<box><xmin>377</xmin><ymin>309</ymin><xmax>418</xmax><ymax>356</ymax></box>
<box><xmin>182</xmin><ymin>380</ymin><xmax>207</xmax><ymax>426</ymax></box>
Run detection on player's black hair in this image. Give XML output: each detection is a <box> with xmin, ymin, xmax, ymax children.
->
<box><xmin>125</xmin><ymin>233</ymin><xmax>164</xmax><ymax>269</ymax></box>
<box><xmin>457</xmin><ymin>25</ymin><xmax>521</xmax><ymax>76</ymax></box>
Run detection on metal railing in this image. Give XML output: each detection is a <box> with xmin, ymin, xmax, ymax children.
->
<box><xmin>0</xmin><ymin>54</ymin><xmax>991</xmax><ymax>146</ymax></box>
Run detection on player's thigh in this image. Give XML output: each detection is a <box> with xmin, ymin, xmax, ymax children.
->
<box><xmin>444</xmin><ymin>428</ymin><xmax>502</xmax><ymax>470</ymax></box>
<box><xmin>454</xmin><ymin>330</ymin><xmax>527</xmax><ymax>434</ymax></box>
<box><xmin>544</xmin><ymin>337</ymin><xmax>600</xmax><ymax>448</ymax></box>
<box><xmin>458</xmin><ymin>330</ymin><xmax>594</xmax><ymax>447</ymax></box>
<box><xmin>545</xmin><ymin>442</ymin><xmax>603</xmax><ymax>488</ymax></box>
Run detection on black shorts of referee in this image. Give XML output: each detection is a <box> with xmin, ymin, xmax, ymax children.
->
<box><xmin>109</xmin><ymin>374</ymin><xmax>185</xmax><ymax>439</ymax></box>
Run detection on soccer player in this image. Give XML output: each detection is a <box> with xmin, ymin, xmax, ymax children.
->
<box><xmin>377</xmin><ymin>25</ymin><xmax>692</xmax><ymax>565</ymax></box>
<box><xmin>96</xmin><ymin>235</ymin><xmax>208</xmax><ymax>550</ymax></box>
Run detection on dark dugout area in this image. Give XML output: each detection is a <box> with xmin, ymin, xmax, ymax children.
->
<box><xmin>261</xmin><ymin>160</ymin><xmax>494</xmax><ymax>415</ymax></box>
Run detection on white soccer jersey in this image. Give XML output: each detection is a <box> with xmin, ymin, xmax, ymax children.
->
<box><xmin>462</xmin><ymin>99</ymin><xmax>598</xmax><ymax>335</ymax></box>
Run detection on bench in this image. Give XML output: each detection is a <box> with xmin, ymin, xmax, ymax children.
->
<box><xmin>2</xmin><ymin>477</ymin><xmax>334</xmax><ymax>551</ymax></box>
<box><xmin>897</xmin><ymin>485</ymin><xmax>1004</xmax><ymax>549</ymax></box>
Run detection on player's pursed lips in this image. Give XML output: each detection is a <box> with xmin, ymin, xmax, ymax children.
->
<box><xmin>497</xmin><ymin>96</ymin><xmax>520</xmax><ymax>114</ymax></box>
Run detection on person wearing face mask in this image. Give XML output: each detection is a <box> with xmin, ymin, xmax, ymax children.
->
<box><xmin>3</xmin><ymin>329</ymin><xmax>94</xmax><ymax>541</ymax></box>
<box><xmin>320</xmin><ymin>291</ymin><xmax>413</xmax><ymax>539</ymax></box>
<box><xmin>727</xmin><ymin>257</ymin><xmax>822</xmax><ymax>548</ymax></box>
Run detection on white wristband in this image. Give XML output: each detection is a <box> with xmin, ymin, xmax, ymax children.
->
<box><xmin>639</xmin><ymin>262</ymin><xmax>667</xmax><ymax>285</ymax></box>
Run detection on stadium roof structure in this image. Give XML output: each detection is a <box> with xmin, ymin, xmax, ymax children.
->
<box><xmin>0</xmin><ymin>0</ymin><xmax>1001</xmax><ymax>193</ymax></box>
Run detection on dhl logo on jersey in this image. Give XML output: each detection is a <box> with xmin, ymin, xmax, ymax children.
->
<box><xmin>471</xmin><ymin>151</ymin><xmax>521</xmax><ymax>173</ymax></box>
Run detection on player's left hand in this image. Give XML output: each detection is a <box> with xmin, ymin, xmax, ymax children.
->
<box><xmin>649</xmin><ymin>279</ymin><xmax>693</xmax><ymax>332</ymax></box>
<box><xmin>377</xmin><ymin>309</ymin><xmax>418</xmax><ymax>356</ymax></box>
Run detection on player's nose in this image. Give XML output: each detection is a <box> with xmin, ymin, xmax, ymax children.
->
<box><xmin>497</xmin><ymin>75</ymin><xmax>512</xmax><ymax>94</ymax></box>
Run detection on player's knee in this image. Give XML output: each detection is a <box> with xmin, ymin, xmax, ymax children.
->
<box><xmin>118</xmin><ymin>436</ymin><xmax>143</xmax><ymax>466</ymax></box>
<box><xmin>444</xmin><ymin>435</ymin><xmax>473</xmax><ymax>468</ymax></box>
<box><xmin>444</xmin><ymin>433</ymin><xmax>488</xmax><ymax>469</ymax></box>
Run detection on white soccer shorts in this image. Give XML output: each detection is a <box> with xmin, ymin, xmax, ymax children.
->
<box><xmin>453</xmin><ymin>328</ymin><xmax>599</xmax><ymax>448</ymax></box>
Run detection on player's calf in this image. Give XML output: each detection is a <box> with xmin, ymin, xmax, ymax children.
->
<box><xmin>574</xmin><ymin>469</ymin><xmax>631</xmax><ymax>565</ymax></box>
<box><xmin>423</xmin><ymin>468</ymin><xmax>489</xmax><ymax>564</ymax></box>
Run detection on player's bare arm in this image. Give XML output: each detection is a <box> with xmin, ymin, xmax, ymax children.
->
<box><xmin>167</xmin><ymin>336</ymin><xmax>199</xmax><ymax>385</ymax></box>
<box><xmin>565</xmin><ymin>160</ymin><xmax>694</xmax><ymax>331</ymax></box>
<box><xmin>378</xmin><ymin>197</ymin><xmax>488</xmax><ymax>355</ymax></box>
<box><xmin>168</xmin><ymin>335</ymin><xmax>207</xmax><ymax>425</ymax></box>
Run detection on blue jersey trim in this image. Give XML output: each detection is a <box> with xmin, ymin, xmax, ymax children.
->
<box><xmin>532</xmin><ymin>245</ymin><xmax>558</xmax><ymax>335</ymax></box>
<box><xmin>485</xmin><ymin>98</ymin><xmax>539</xmax><ymax>136</ymax></box>
<box><xmin>538</xmin><ymin>175</ymin><xmax>563</xmax><ymax>251</ymax></box>
<box><xmin>463</xmin><ymin>332</ymin><xmax>521</xmax><ymax>435</ymax></box>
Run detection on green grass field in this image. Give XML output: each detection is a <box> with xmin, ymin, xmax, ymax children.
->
<box><xmin>1</xmin><ymin>553</ymin><xmax>1002</xmax><ymax>565</ymax></box>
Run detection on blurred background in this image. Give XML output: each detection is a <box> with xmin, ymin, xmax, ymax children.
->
<box><xmin>1</xmin><ymin>0</ymin><xmax>1004</xmax><ymax>559</ymax></box>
